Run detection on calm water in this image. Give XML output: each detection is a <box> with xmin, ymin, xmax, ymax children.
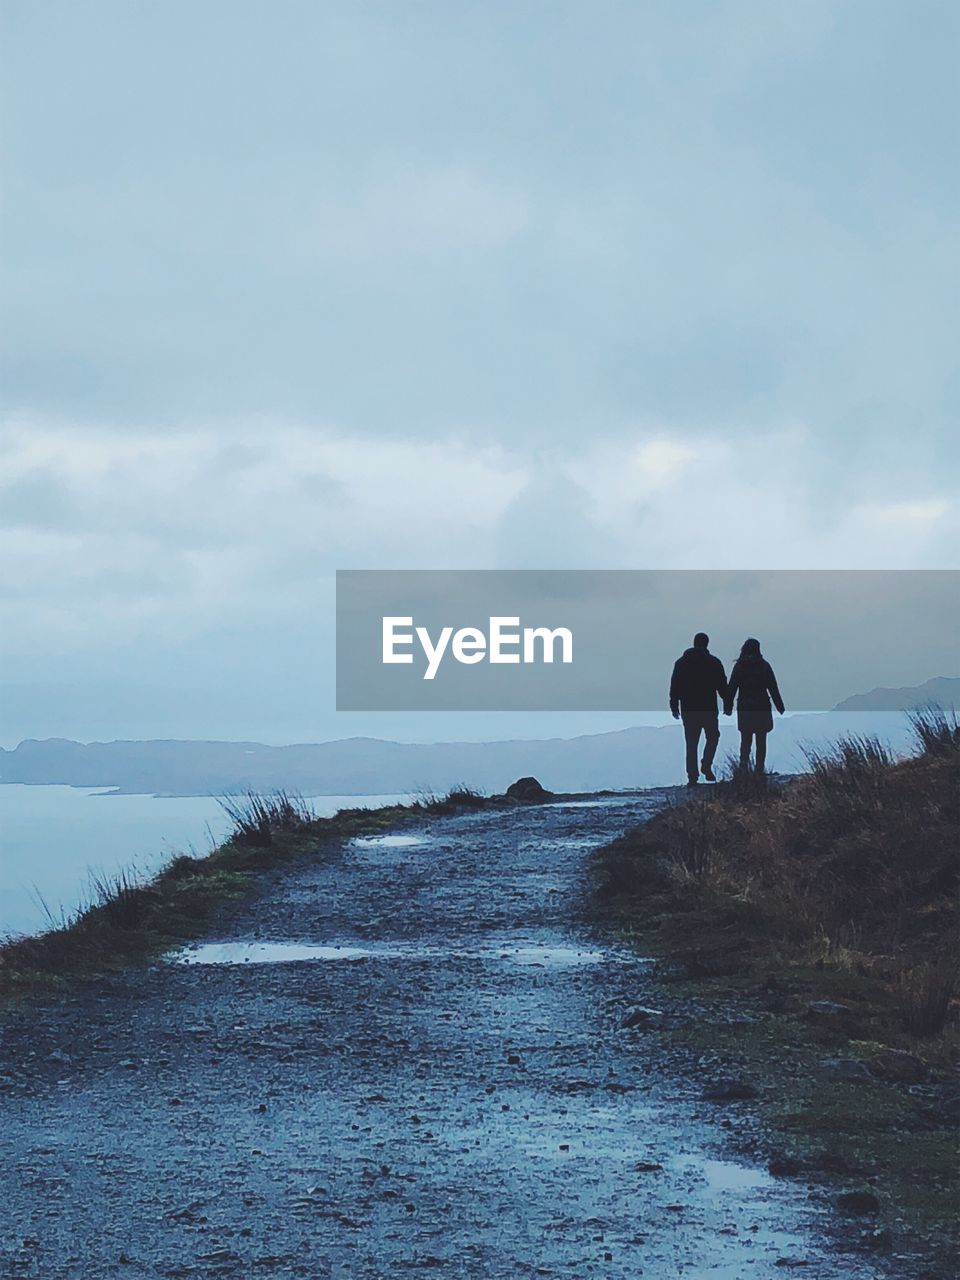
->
<box><xmin>0</xmin><ymin>785</ymin><xmax>407</xmax><ymax>937</ymax></box>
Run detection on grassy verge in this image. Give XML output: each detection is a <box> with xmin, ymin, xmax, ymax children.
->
<box><xmin>0</xmin><ymin>786</ymin><xmax>488</xmax><ymax>1001</ymax></box>
<box><xmin>592</xmin><ymin>709</ymin><xmax>959</xmax><ymax>1272</ymax></box>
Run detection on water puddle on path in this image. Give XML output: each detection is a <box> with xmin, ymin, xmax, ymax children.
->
<box><xmin>170</xmin><ymin>942</ymin><xmax>381</xmax><ymax>965</ymax></box>
<box><xmin>669</xmin><ymin>1153</ymin><xmax>775</xmax><ymax>1195</ymax></box>
<box><xmin>168</xmin><ymin>938</ymin><xmax>610</xmax><ymax>968</ymax></box>
<box><xmin>697</xmin><ymin>1155</ymin><xmax>775</xmax><ymax>1193</ymax></box>
<box><xmin>351</xmin><ymin>834</ymin><xmax>428</xmax><ymax>848</ymax></box>
<box><xmin>550</xmin><ymin>797</ymin><xmax>645</xmax><ymax>809</ymax></box>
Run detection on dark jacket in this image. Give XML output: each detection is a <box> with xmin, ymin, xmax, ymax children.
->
<box><xmin>725</xmin><ymin>655</ymin><xmax>785</xmax><ymax>733</ymax></box>
<box><xmin>669</xmin><ymin>648</ymin><xmax>728</xmax><ymax>719</ymax></box>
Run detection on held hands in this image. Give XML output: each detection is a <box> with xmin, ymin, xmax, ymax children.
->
<box><xmin>672</xmin><ymin>709</ymin><xmax>680</xmax><ymax>720</ymax></box>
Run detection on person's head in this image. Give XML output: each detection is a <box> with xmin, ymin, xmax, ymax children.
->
<box><xmin>740</xmin><ymin>637</ymin><xmax>762</xmax><ymax>659</ymax></box>
<box><xmin>693</xmin><ymin>632</ymin><xmax>709</xmax><ymax>650</ymax></box>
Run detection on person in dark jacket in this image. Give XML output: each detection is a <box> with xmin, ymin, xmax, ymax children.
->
<box><xmin>724</xmin><ymin>638</ymin><xmax>785</xmax><ymax>773</ymax></box>
<box><xmin>669</xmin><ymin>632</ymin><xmax>729</xmax><ymax>786</ymax></box>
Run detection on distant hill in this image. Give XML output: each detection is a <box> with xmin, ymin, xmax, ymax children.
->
<box><xmin>832</xmin><ymin>676</ymin><xmax>959</xmax><ymax>713</ymax></box>
<box><xmin>0</xmin><ymin>712</ymin><xmax>919</xmax><ymax>797</ymax></box>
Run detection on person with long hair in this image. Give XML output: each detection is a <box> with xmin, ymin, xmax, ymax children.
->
<box><xmin>724</xmin><ymin>638</ymin><xmax>785</xmax><ymax>773</ymax></box>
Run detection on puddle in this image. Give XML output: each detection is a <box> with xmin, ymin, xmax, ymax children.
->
<box><xmin>351</xmin><ymin>834</ymin><xmax>427</xmax><ymax>848</ymax></box>
<box><xmin>683</xmin><ymin>1155</ymin><xmax>774</xmax><ymax>1194</ymax></box>
<box><xmin>171</xmin><ymin>942</ymin><xmax>384</xmax><ymax>965</ymax></box>
<box><xmin>550</xmin><ymin>798</ymin><xmax>643</xmax><ymax>809</ymax></box>
<box><xmin>169</xmin><ymin>939</ymin><xmax>610</xmax><ymax>968</ymax></box>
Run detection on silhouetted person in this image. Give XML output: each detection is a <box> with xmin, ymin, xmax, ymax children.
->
<box><xmin>669</xmin><ymin>632</ymin><xmax>729</xmax><ymax>786</ymax></box>
<box><xmin>724</xmin><ymin>638</ymin><xmax>785</xmax><ymax>773</ymax></box>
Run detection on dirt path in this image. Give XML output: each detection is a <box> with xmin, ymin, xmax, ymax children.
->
<box><xmin>0</xmin><ymin>794</ymin><xmax>885</xmax><ymax>1279</ymax></box>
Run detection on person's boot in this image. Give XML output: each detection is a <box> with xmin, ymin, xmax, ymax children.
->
<box><xmin>701</xmin><ymin>760</ymin><xmax>716</xmax><ymax>782</ymax></box>
<box><xmin>686</xmin><ymin>777</ymin><xmax>699</xmax><ymax>788</ymax></box>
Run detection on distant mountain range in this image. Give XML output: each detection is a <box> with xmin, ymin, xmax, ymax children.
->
<box><xmin>0</xmin><ymin>709</ymin><xmax>929</xmax><ymax>797</ymax></box>
<box><xmin>832</xmin><ymin>675</ymin><xmax>959</xmax><ymax>712</ymax></box>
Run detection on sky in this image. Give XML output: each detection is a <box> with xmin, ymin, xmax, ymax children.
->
<box><xmin>1</xmin><ymin>0</ymin><xmax>958</xmax><ymax>745</ymax></box>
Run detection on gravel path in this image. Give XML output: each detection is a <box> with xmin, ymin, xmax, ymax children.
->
<box><xmin>0</xmin><ymin>794</ymin><xmax>885</xmax><ymax>1279</ymax></box>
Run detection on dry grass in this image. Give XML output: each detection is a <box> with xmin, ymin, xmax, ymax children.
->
<box><xmin>412</xmin><ymin>783</ymin><xmax>489</xmax><ymax>813</ymax></box>
<box><xmin>895</xmin><ymin>959</ymin><xmax>959</xmax><ymax>1039</ymax></box>
<box><xmin>218</xmin><ymin>790</ymin><xmax>318</xmax><ymax>847</ymax></box>
<box><xmin>594</xmin><ymin>708</ymin><xmax>959</xmax><ymax>1037</ymax></box>
<box><xmin>594</xmin><ymin>709</ymin><xmax>959</xmax><ymax>1270</ymax></box>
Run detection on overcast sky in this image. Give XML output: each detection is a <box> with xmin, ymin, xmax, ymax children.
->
<box><xmin>1</xmin><ymin>0</ymin><xmax>957</xmax><ymax>744</ymax></box>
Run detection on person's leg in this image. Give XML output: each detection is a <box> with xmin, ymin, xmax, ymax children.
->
<box><xmin>701</xmin><ymin>717</ymin><xmax>720</xmax><ymax>780</ymax></box>
<box><xmin>739</xmin><ymin>729</ymin><xmax>752</xmax><ymax>770</ymax></box>
<box><xmin>755</xmin><ymin>731</ymin><xmax>767</xmax><ymax>773</ymax></box>
<box><xmin>683</xmin><ymin>716</ymin><xmax>701</xmax><ymax>783</ymax></box>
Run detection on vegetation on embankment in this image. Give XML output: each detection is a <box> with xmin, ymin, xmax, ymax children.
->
<box><xmin>592</xmin><ymin>708</ymin><xmax>959</xmax><ymax>1271</ymax></box>
<box><xmin>0</xmin><ymin>785</ymin><xmax>488</xmax><ymax>1000</ymax></box>
<box><xmin>594</xmin><ymin>707</ymin><xmax>959</xmax><ymax>1024</ymax></box>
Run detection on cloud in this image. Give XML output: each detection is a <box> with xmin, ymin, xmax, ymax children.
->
<box><xmin>310</xmin><ymin>164</ymin><xmax>531</xmax><ymax>257</ymax></box>
<box><xmin>0</xmin><ymin>2</ymin><xmax>956</xmax><ymax>739</ymax></box>
<box><xmin>547</xmin><ymin>427</ymin><xmax>955</xmax><ymax>571</ymax></box>
<box><xmin>2</xmin><ymin>0</ymin><xmax>957</xmax><ymax>462</ymax></box>
<box><xmin>1</xmin><ymin>415</ymin><xmax>953</xmax><ymax>663</ymax></box>
<box><xmin>0</xmin><ymin>411</ymin><xmax>954</xmax><ymax>740</ymax></box>
<box><xmin>854</xmin><ymin>499</ymin><xmax>949</xmax><ymax>529</ymax></box>
<box><xmin>0</xmin><ymin>416</ymin><xmax>528</xmax><ymax>659</ymax></box>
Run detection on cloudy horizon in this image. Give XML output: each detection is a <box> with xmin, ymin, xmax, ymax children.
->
<box><xmin>2</xmin><ymin>1</ymin><xmax>957</xmax><ymax>744</ymax></box>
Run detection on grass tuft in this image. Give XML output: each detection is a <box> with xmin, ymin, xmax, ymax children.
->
<box><xmin>896</xmin><ymin>960</ymin><xmax>959</xmax><ymax>1038</ymax></box>
<box><xmin>218</xmin><ymin>790</ymin><xmax>317</xmax><ymax>847</ymax></box>
<box><xmin>908</xmin><ymin>703</ymin><xmax>960</xmax><ymax>756</ymax></box>
<box><xmin>421</xmin><ymin>784</ymin><xmax>489</xmax><ymax>814</ymax></box>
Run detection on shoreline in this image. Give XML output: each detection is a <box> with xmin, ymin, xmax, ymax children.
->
<box><xmin>0</xmin><ymin>784</ymin><xmax>653</xmax><ymax>1000</ymax></box>
<box><xmin>0</xmin><ymin>795</ymin><xmax>427</xmax><ymax>1000</ymax></box>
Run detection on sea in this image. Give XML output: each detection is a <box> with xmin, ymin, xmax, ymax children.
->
<box><xmin>0</xmin><ymin>785</ymin><xmax>407</xmax><ymax>937</ymax></box>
